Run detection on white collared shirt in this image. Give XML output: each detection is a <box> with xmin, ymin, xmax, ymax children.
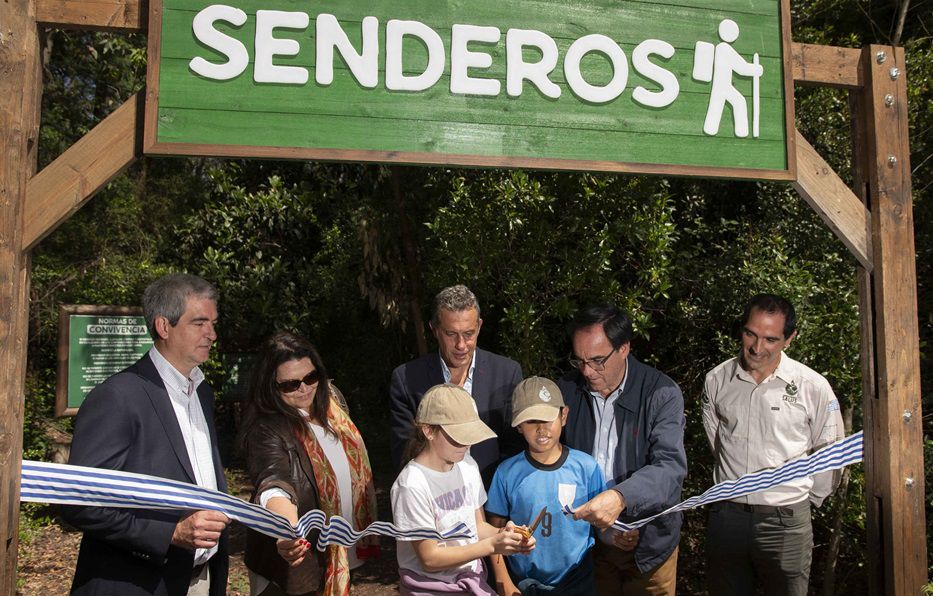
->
<box><xmin>702</xmin><ymin>352</ymin><xmax>845</xmax><ymax>506</ymax></box>
<box><xmin>148</xmin><ymin>347</ymin><xmax>218</xmax><ymax>565</ymax></box>
<box><xmin>440</xmin><ymin>350</ymin><xmax>477</xmax><ymax>396</ymax></box>
<box><xmin>590</xmin><ymin>366</ymin><xmax>628</xmax><ymax>487</ymax></box>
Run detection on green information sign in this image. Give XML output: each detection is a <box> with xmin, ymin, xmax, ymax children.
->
<box><xmin>56</xmin><ymin>306</ymin><xmax>153</xmax><ymax>416</ymax></box>
<box><xmin>145</xmin><ymin>0</ymin><xmax>795</xmax><ymax>179</ymax></box>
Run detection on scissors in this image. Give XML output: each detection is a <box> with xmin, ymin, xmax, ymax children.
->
<box><xmin>516</xmin><ymin>505</ymin><xmax>547</xmax><ymax>540</ymax></box>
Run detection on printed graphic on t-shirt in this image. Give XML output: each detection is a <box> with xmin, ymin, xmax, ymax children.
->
<box><xmin>434</xmin><ymin>485</ymin><xmax>474</xmax><ymax>511</ymax></box>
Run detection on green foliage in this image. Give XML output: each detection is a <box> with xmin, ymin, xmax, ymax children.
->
<box><xmin>425</xmin><ymin>171</ymin><xmax>676</xmax><ymax>373</ymax></box>
<box><xmin>39</xmin><ymin>31</ymin><xmax>146</xmax><ymax>168</ymax></box>
<box><xmin>165</xmin><ymin>162</ymin><xmax>402</xmax><ymax>439</ymax></box>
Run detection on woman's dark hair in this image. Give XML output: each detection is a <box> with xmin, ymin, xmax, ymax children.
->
<box><xmin>402</xmin><ymin>424</ymin><xmax>440</xmax><ymax>464</ymax></box>
<box><xmin>568</xmin><ymin>304</ymin><xmax>634</xmax><ymax>349</ymax></box>
<box><xmin>240</xmin><ymin>331</ymin><xmax>332</xmax><ymax>447</ymax></box>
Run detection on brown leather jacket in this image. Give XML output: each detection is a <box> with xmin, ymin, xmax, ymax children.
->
<box><xmin>243</xmin><ymin>412</ymin><xmax>323</xmax><ymax>593</ymax></box>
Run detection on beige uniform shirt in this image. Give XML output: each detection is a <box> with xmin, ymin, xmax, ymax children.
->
<box><xmin>702</xmin><ymin>353</ymin><xmax>845</xmax><ymax>507</ymax></box>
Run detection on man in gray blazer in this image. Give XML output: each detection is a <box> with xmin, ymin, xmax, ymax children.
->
<box><xmin>62</xmin><ymin>273</ymin><xmax>230</xmax><ymax>596</ymax></box>
<box><xmin>389</xmin><ymin>285</ymin><xmax>522</xmax><ymax>485</ymax></box>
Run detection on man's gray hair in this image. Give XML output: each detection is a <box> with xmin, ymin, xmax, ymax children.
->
<box><xmin>142</xmin><ymin>273</ymin><xmax>218</xmax><ymax>340</ymax></box>
<box><xmin>432</xmin><ymin>285</ymin><xmax>481</xmax><ymax>325</ymax></box>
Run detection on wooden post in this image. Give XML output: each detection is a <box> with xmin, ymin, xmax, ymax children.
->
<box><xmin>853</xmin><ymin>44</ymin><xmax>927</xmax><ymax>594</ymax></box>
<box><xmin>0</xmin><ymin>0</ymin><xmax>42</xmax><ymax>590</ymax></box>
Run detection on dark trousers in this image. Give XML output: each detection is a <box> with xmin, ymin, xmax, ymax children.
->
<box><xmin>256</xmin><ymin>583</ymin><xmax>316</xmax><ymax>596</ymax></box>
<box><xmin>706</xmin><ymin>500</ymin><xmax>813</xmax><ymax>596</ymax></box>
<box><xmin>516</xmin><ymin>550</ymin><xmax>595</xmax><ymax>596</ymax></box>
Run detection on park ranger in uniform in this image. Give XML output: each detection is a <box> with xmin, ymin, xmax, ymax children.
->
<box><xmin>702</xmin><ymin>293</ymin><xmax>845</xmax><ymax>596</ymax></box>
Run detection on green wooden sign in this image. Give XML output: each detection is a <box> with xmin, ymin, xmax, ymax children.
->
<box><xmin>145</xmin><ymin>0</ymin><xmax>795</xmax><ymax>179</ymax></box>
<box><xmin>55</xmin><ymin>306</ymin><xmax>153</xmax><ymax>416</ymax></box>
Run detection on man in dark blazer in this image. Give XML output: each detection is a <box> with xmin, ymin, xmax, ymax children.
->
<box><xmin>61</xmin><ymin>273</ymin><xmax>230</xmax><ymax>596</ymax></box>
<box><xmin>561</xmin><ymin>304</ymin><xmax>686</xmax><ymax>596</ymax></box>
<box><xmin>390</xmin><ymin>285</ymin><xmax>522</xmax><ymax>485</ymax></box>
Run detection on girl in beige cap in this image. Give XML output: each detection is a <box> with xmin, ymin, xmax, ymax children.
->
<box><xmin>391</xmin><ymin>384</ymin><xmax>535</xmax><ymax>595</ymax></box>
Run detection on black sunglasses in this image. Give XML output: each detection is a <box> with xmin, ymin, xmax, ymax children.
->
<box><xmin>275</xmin><ymin>370</ymin><xmax>322</xmax><ymax>393</ymax></box>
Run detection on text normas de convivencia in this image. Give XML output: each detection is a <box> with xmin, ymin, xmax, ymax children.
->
<box><xmin>188</xmin><ymin>6</ymin><xmax>683</xmax><ymax>107</ymax></box>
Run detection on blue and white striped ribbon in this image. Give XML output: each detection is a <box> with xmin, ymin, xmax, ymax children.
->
<box><xmin>563</xmin><ymin>431</ymin><xmax>863</xmax><ymax>532</ymax></box>
<box><xmin>22</xmin><ymin>432</ymin><xmax>863</xmax><ymax>543</ymax></box>
<box><xmin>20</xmin><ymin>460</ymin><xmax>472</xmax><ymax>549</ymax></box>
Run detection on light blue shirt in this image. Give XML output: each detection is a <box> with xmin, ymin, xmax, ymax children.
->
<box><xmin>440</xmin><ymin>350</ymin><xmax>477</xmax><ymax>396</ymax></box>
<box><xmin>487</xmin><ymin>448</ymin><xmax>604</xmax><ymax>585</ymax></box>
<box><xmin>590</xmin><ymin>369</ymin><xmax>628</xmax><ymax>488</ymax></box>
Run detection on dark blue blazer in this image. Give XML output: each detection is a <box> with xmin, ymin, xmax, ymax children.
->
<box><xmin>61</xmin><ymin>353</ymin><xmax>229</xmax><ymax>596</ymax></box>
<box><xmin>389</xmin><ymin>348</ymin><xmax>523</xmax><ymax>484</ymax></box>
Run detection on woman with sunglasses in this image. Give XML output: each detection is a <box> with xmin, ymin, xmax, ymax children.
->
<box><xmin>241</xmin><ymin>331</ymin><xmax>378</xmax><ymax>596</ymax></box>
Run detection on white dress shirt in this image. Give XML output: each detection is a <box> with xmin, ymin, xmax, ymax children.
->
<box><xmin>149</xmin><ymin>347</ymin><xmax>218</xmax><ymax>565</ymax></box>
<box><xmin>441</xmin><ymin>351</ymin><xmax>479</xmax><ymax>471</ymax></box>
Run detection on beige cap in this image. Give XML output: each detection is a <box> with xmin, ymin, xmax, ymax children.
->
<box><xmin>416</xmin><ymin>384</ymin><xmax>497</xmax><ymax>446</ymax></box>
<box><xmin>511</xmin><ymin>377</ymin><xmax>565</xmax><ymax>427</ymax></box>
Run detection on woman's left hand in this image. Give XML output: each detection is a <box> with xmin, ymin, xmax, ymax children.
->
<box><xmin>276</xmin><ymin>537</ymin><xmax>310</xmax><ymax>566</ymax></box>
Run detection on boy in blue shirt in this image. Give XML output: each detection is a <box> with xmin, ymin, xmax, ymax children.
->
<box><xmin>487</xmin><ymin>377</ymin><xmax>604</xmax><ymax>595</ymax></box>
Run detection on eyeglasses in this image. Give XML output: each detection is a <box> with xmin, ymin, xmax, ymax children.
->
<box><xmin>275</xmin><ymin>370</ymin><xmax>321</xmax><ymax>393</ymax></box>
<box><xmin>568</xmin><ymin>347</ymin><xmax>619</xmax><ymax>372</ymax></box>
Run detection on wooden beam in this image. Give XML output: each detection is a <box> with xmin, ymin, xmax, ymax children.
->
<box><xmin>848</xmin><ymin>79</ymin><xmax>883</xmax><ymax>594</ymax></box>
<box><xmin>0</xmin><ymin>0</ymin><xmax>42</xmax><ymax>589</ymax></box>
<box><xmin>792</xmin><ymin>42</ymin><xmax>862</xmax><ymax>88</ymax></box>
<box><xmin>855</xmin><ymin>44</ymin><xmax>927</xmax><ymax>594</ymax></box>
<box><xmin>24</xmin><ymin>91</ymin><xmax>144</xmax><ymax>251</ymax></box>
<box><xmin>36</xmin><ymin>0</ymin><xmax>146</xmax><ymax>32</ymax></box>
<box><xmin>792</xmin><ymin>129</ymin><xmax>872</xmax><ymax>270</ymax></box>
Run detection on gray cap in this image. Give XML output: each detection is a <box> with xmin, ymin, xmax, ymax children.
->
<box><xmin>511</xmin><ymin>377</ymin><xmax>565</xmax><ymax>427</ymax></box>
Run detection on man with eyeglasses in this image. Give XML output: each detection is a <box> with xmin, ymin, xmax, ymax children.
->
<box><xmin>558</xmin><ymin>304</ymin><xmax>686</xmax><ymax>595</ymax></box>
<box><xmin>389</xmin><ymin>284</ymin><xmax>523</xmax><ymax>486</ymax></box>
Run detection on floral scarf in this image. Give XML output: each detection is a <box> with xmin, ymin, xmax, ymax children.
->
<box><xmin>298</xmin><ymin>395</ymin><xmax>379</xmax><ymax>596</ymax></box>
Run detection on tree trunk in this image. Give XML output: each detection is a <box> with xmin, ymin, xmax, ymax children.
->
<box><xmin>390</xmin><ymin>167</ymin><xmax>427</xmax><ymax>356</ymax></box>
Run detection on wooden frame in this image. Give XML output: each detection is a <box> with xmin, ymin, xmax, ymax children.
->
<box><xmin>0</xmin><ymin>0</ymin><xmax>925</xmax><ymax>592</ymax></box>
<box><xmin>25</xmin><ymin>91</ymin><xmax>144</xmax><ymax>251</ymax></box>
<box><xmin>55</xmin><ymin>305</ymin><xmax>147</xmax><ymax>417</ymax></box>
<box><xmin>142</xmin><ymin>0</ymin><xmax>799</xmax><ymax>181</ymax></box>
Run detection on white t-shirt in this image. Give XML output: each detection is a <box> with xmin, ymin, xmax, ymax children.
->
<box><xmin>391</xmin><ymin>454</ymin><xmax>486</xmax><ymax>582</ymax></box>
<box><xmin>308</xmin><ymin>423</ymin><xmax>361</xmax><ymax>569</ymax></box>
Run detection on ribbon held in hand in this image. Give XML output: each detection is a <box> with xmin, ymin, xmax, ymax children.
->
<box><xmin>20</xmin><ymin>460</ymin><xmax>472</xmax><ymax>548</ymax></box>
<box><xmin>562</xmin><ymin>431</ymin><xmax>863</xmax><ymax>532</ymax></box>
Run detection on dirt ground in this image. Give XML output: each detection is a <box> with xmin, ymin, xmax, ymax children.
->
<box><xmin>16</xmin><ymin>519</ymin><xmax>401</xmax><ymax>595</ymax></box>
<box><xmin>16</xmin><ymin>475</ymin><xmax>402</xmax><ymax>596</ymax></box>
